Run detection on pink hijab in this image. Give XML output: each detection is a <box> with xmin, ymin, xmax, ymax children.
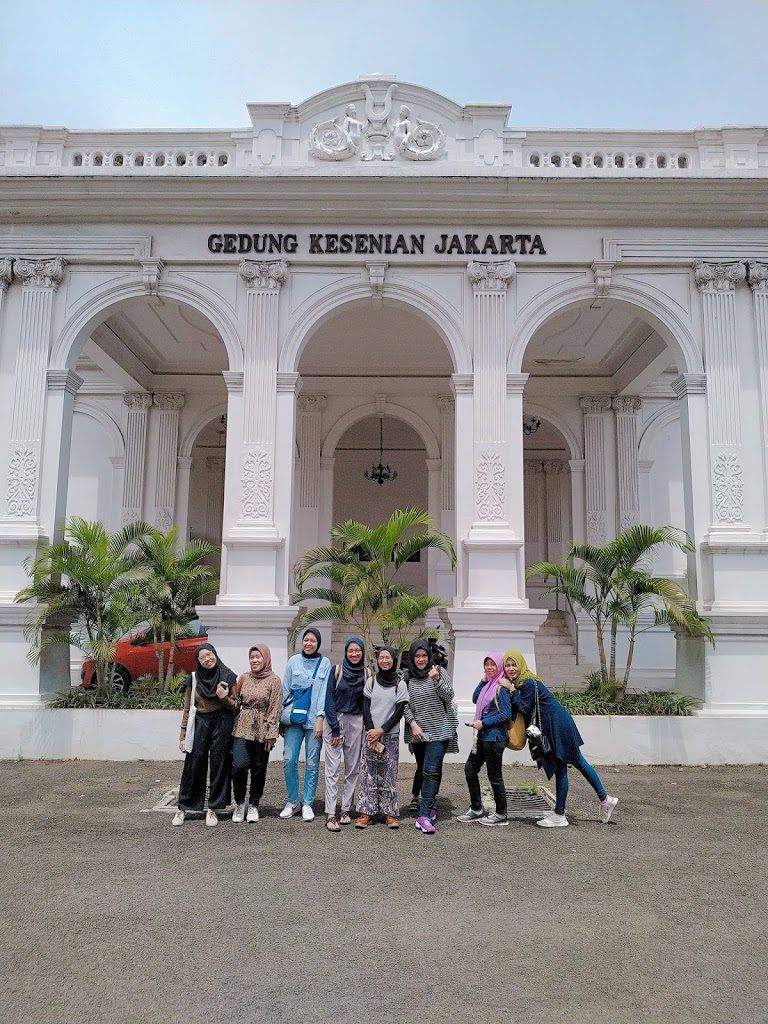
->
<box><xmin>475</xmin><ymin>652</ymin><xmax>505</xmax><ymax>721</ymax></box>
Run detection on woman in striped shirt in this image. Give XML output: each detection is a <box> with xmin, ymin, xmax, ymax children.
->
<box><xmin>403</xmin><ymin>639</ymin><xmax>455</xmax><ymax>835</ymax></box>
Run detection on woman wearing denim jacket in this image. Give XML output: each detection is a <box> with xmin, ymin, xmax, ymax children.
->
<box><xmin>457</xmin><ymin>652</ymin><xmax>512</xmax><ymax>827</ymax></box>
<box><xmin>279</xmin><ymin>628</ymin><xmax>332</xmax><ymax>822</ymax></box>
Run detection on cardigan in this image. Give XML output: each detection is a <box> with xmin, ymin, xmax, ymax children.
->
<box><xmin>471</xmin><ymin>680</ymin><xmax>512</xmax><ymax>745</ymax></box>
<box><xmin>510</xmin><ymin>677</ymin><xmax>584</xmax><ymax>777</ymax></box>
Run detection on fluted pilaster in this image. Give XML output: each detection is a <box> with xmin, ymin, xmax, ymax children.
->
<box><xmin>580</xmin><ymin>396</ymin><xmax>612</xmax><ymax>544</ymax></box>
<box><xmin>152</xmin><ymin>393</ymin><xmax>185</xmax><ymax>531</ymax></box>
<box><xmin>748</xmin><ymin>262</ymin><xmax>768</xmax><ymax>527</ymax></box>
<box><xmin>613</xmin><ymin>396</ymin><xmax>642</xmax><ymax>531</ymax></box>
<box><xmin>121</xmin><ymin>392</ymin><xmax>152</xmax><ymax>524</ymax></box>
<box><xmin>436</xmin><ymin>395</ymin><xmax>455</xmax><ymax>511</ymax></box>
<box><xmin>297</xmin><ymin>394</ymin><xmax>326</xmax><ymax>508</ymax></box>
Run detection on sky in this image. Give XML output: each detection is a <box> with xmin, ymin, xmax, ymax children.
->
<box><xmin>1</xmin><ymin>0</ymin><xmax>767</xmax><ymax>132</ymax></box>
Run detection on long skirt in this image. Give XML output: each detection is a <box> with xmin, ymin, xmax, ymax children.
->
<box><xmin>357</xmin><ymin>732</ymin><xmax>400</xmax><ymax>818</ymax></box>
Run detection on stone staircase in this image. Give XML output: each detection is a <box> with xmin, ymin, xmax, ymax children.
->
<box><xmin>533</xmin><ymin>610</ymin><xmax>593</xmax><ymax>689</ymax></box>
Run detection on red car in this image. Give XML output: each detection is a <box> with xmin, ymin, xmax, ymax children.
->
<box><xmin>80</xmin><ymin>618</ymin><xmax>208</xmax><ymax>691</ymax></box>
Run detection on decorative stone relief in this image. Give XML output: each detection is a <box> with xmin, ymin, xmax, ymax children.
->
<box><xmin>241</xmin><ymin>445</ymin><xmax>273</xmax><ymax>520</ymax></box>
<box><xmin>366</xmin><ymin>262</ymin><xmax>387</xmax><ymax>307</ymax></box>
<box><xmin>309</xmin><ymin>105</ymin><xmax>363</xmax><ymax>161</ymax></box>
<box><xmin>123</xmin><ymin>392</ymin><xmax>153</xmax><ymax>412</ymax></box>
<box><xmin>713</xmin><ymin>451</ymin><xmax>744</xmax><ymax>524</ymax></box>
<box><xmin>0</xmin><ymin>258</ymin><xmax>12</xmax><ymax>291</ymax></box>
<box><xmin>153</xmin><ymin>392</ymin><xmax>185</xmax><ymax>411</ymax></box>
<box><xmin>693</xmin><ymin>260</ymin><xmax>747</xmax><ymax>293</ymax></box>
<box><xmin>468</xmin><ymin>260</ymin><xmax>516</xmax><ymax>292</ymax></box>
<box><xmin>476</xmin><ymin>448</ymin><xmax>505</xmax><ymax>520</ymax></box>
<box><xmin>586</xmin><ymin>510</ymin><xmax>607</xmax><ymax>544</ymax></box>
<box><xmin>579</xmin><ymin>396</ymin><xmax>612</xmax><ymax>415</ymax></box>
<box><xmin>121</xmin><ymin>507</ymin><xmax>142</xmax><ymax>527</ymax></box>
<box><xmin>392</xmin><ymin>105</ymin><xmax>446</xmax><ymax>161</ymax></box>
<box><xmin>612</xmin><ymin>396</ymin><xmax>642</xmax><ymax>415</ymax></box>
<box><xmin>14</xmin><ymin>257</ymin><xmax>65</xmax><ymax>290</ymax></box>
<box><xmin>6</xmin><ymin>442</ymin><xmax>38</xmax><ymax>516</ymax></box>
<box><xmin>620</xmin><ymin>510</ymin><xmax>641</xmax><ymax>531</ymax></box>
<box><xmin>154</xmin><ymin>508</ymin><xmax>173</xmax><ymax>533</ymax></box>
<box><xmin>239</xmin><ymin>259</ymin><xmax>287</xmax><ymax>290</ymax></box>
<box><xmin>139</xmin><ymin>258</ymin><xmax>164</xmax><ymax>296</ymax></box>
<box><xmin>748</xmin><ymin>261</ymin><xmax>768</xmax><ymax>292</ymax></box>
<box><xmin>591</xmin><ymin>260</ymin><xmax>614</xmax><ymax>304</ymax></box>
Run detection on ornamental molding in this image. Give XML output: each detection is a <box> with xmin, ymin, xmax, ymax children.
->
<box><xmin>468</xmin><ymin>260</ymin><xmax>516</xmax><ymax>292</ymax></box>
<box><xmin>542</xmin><ymin>460</ymin><xmax>565</xmax><ymax>475</ymax></box>
<box><xmin>239</xmin><ymin>259</ymin><xmax>287</xmax><ymax>290</ymax></box>
<box><xmin>366</xmin><ymin>261</ymin><xmax>387</xmax><ymax>307</ymax></box>
<box><xmin>153</xmin><ymin>392</ymin><xmax>185</xmax><ymax>412</ymax></box>
<box><xmin>506</xmin><ymin>373</ymin><xmax>529</xmax><ymax>396</ymax></box>
<box><xmin>46</xmin><ymin>370</ymin><xmax>83</xmax><ymax>396</ymax></box>
<box><xmin>139</xmin><ymin>258</ymin><xmax>164</xmax><ymax>296</ymax></box>
<box><xmin>0</xmin><ymin>258</ymin><xmax>12</xmax><ymax>291</ymax></box>
<box><xmin>14</xmin><ymin>256</ymin><xmax>65</xmax><ymax>290</ymax></box>
<box><xmin>222</xmin><ymin>370</ymin><xmax>244</xmax><ymax>394</ymax></box>
<box><xmin>748</xmin><ymin>261</ymin><xmax>768</xmax><ymax>293</ymax></box>
<box><xmin>693</xmin><ymin>260</ymin><xmax>747</xmax><ymax>293</ymax></box>
<box><xmin>297</xmin><ymin>394</ymin><xmax>327</xmax><ymax>414</ymax></box>
<box><xmin>591</xmin><ymin>260</ymin><xmax>615</xmax><ymax>305</ymax></box>
<box><xmin>450</xmin><ymin>374</ymin><xmax>474</xmax><ymax>396</ymax></box>
<box><xmin>612</xmin><ymin>396</ymin><xmax>642</xmax><ymax>415</ymax></box>
<box><xmin>475</xmin><ymin>448</ymin><xmax>505</xmax><ymax>520</ymax></box>
<box><xmin>123</xmin><ymin>392</ymin><xmax>153</xmax><ymax>411</ymax></box>
<box><xmin>241</xmin><ymin>445</ymin><xmax>273</xmax><ymax>520</ymax></box>
<box><xmin>308</xmin><ymin>85</ymin><xmax>446</xmax><ymax>163</ymax></box>
<box><xmin>579</xmin><ymin>396</ymin><xmax>612</xmax><ymax>415</ymax></box>
<box><xmin>672</xmin><ymin>373</ymin><xmax>707</xmax><ymax>398</ymax></box>
<box><xmin>276</xmin><ymin>371</ymin><xmax>302</xmax><ymax>394</ymax></box>
<box><xmin>6</xmin><ymin>442</ymin><xmax>39</xmax><ymax>517</ymax></box>
<box><xmin>713</xmin><ymin>450</ymin><xmax>744</xmax><ymax>524</ymax></box>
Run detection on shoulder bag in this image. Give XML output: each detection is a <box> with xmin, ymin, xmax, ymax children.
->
<box><xmin>183</xmin><ymin>672</ymin><xmax>197</xmax><ymax>754</ymax></box>
<box><xmin>282</xmin><ymin>657</ymin><xmax>323</xmax><ymax>726</ymax></box>
<box><xmin>494</xmin><ymin>686</ymin><xmax>526</xmax><ymax>751</ymax></box>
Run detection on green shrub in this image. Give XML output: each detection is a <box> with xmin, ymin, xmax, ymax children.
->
<box><xmin>48</xmin><ymin>688</ymin><xmax>184</xmax><ymax>710</ymax></box>
<box><xmin>556</xmin><ymin>687</ymin><xmax>701</xmax><ymax>716</ymax></box>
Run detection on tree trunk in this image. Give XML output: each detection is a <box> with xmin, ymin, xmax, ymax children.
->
<box><xmin>609</xmin><ymin>617</ymin><xmax>618</xmax><ymax>683</ymax></box>
<box><xmin>623</xmin><ymin>630</ymin><xmax>636</xmax><ymax>689</ymax></box>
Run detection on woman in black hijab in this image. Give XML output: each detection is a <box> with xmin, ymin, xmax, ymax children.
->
<box><xmin>172</xmin><ymin>643</ymin><xmax>237</xmax><ymax>827</ymax></box>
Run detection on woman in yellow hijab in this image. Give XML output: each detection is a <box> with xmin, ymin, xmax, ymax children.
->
<box><xmin>501</xmin><ymin>650</ymin><xmax>618</xmax><ymax>828</ymax></box>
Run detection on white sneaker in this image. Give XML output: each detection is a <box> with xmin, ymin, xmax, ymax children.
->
<box><xmin>171</xmin><ymin>810</ymin><xmax>185</xmax><ymax>826</ymax></box>
<box><xmin>536</xmin><ymin>811</ymin><xmax>569</xmax><ymax>828</ymax></box>
<box><xmin>457</xmin><ymin>808</ymin><xmax>486</xmax><ymax>823</ymax></box>
<box><xmin>232</xmin><ymin>802</ymin><xmax>246</xmax><ymax>823</ymax></box>
<box><xmin>205</xmin><ymin>809</ymin><xmax>218</xmax><ymax>827</ymax></box>
<box><xmin>279</xmin><ymin>802</ymin><xmax>298</xmax><ymax>819</ymax></box>
<box><xmin>246</xmin><ymin>804</ymin><xmax>259</xmax><ymax>823</ymax></box>
<box><xmin>302</xmin><ymin>804</ymin><xmax>315</xmax><ymax>822</ymax></box>
<box><xmin>600</xmin><ymin>795</ymin><xmax>618</xmax><ymax>823</ymax></box>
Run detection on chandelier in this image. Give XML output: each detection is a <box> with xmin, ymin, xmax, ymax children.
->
<box><xmin>523</xmin><ymin>416</ymin><xmax>542</xmax><ymax>435</ymax></box>
<box><xmin>364</xmin><ymin>418</ymin><xmax>398</xmax><ymax>486</ymax></box>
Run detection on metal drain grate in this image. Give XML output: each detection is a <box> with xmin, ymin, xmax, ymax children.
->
<box><xmin>504</xmin><ymin>786</ymin><xmax>555</xmax><ymax>819</ymax></box>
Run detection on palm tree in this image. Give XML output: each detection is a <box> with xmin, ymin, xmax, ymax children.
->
<box><xmin>527</xmin><ymin>525</ymin><xmax>714</xmax><ymax>694</ymax></box>
<box><xmin>130</xmin><ymin>528</ymin><xmax>218</xmax><ymax>690</ymax></box>
<box><xmin>291</xmin><ymin>507</ymin><xmax>456</xmax><ymax>669</ymax></box>
<box><xmin>15</xmin><ymin>517</ymin><xmax>152</xmax><ymax>691</ymax></box>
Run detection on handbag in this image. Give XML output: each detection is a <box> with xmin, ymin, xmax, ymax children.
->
<box><xmin>281</xmin><ymin>657</ymin><xmax>322</xmax><ymax>726</ymax></box>
<box><xmin>493</xmin><ymin>687</ymin><xmax>526</xmax><ymax>750</ymax></box>
<box><xmin>527</xmin><ymin>680</ymin><xmax>553</xmax><ymax>763</ymax></box>
<box><xmin>183</xmin><ymin>672</ymin><xmax>197</xmax><ymax>754</ymax></box>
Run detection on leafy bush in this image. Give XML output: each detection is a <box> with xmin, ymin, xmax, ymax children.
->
<box><xmin>556</xmin><ymin>687</ymin><xmax>701</xmax><ymax>716</ymax></box>
<box><xmin>48</xmin><ymin>688</ymin><xmax>184</xmax><ymax>710</ymax></box>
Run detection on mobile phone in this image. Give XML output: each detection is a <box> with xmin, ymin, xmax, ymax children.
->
<box><xmin>373</xmin><ymin>741</ymin><xmax>385</xmax><ymax>754</ymax></box>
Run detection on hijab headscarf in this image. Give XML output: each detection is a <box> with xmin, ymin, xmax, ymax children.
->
<box><xmin>375</xmin><ymin>645</ymin><xmax>400</xmax><ymax>688</ymax></box>
<box><xmin>341</xmin><ymin>636</ymin><xmax>366</xmax><ymax>688</ymax></box>
<box><xmin>192</xmin><ymin>642</ymin><xmax>237</xmax><ymax>700</ymax></box>
<box><xmin>503</xmin><ymin>650</ymin><xmax>534</xmax><ymax>688</ymax></box>
<box><xmin>301</xmin><ymin>627</ymin><xmax>322</xmax><ymax>660</ymax></box>
<box><xmin>248</xmin><ymin>644</ymin><xmax>274</xmax><ymax>680</ymax></box>
<box><xmin>475</xmin><ymin>652</ymin><xmax>505</xmax><ymax>721</ymax></box>
<box><xmin>407</xmin><ymin>639</ymin><xmax>432</xmax><ymax>680</ymax></box>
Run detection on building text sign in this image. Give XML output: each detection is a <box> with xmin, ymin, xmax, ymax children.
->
<box><xmin>207</xmin><ymin>230</ymin><xmax>547</xmax><ymax>257</ymax></box>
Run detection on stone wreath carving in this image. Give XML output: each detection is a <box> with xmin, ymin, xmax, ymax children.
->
<box><xmin>241</xmin><ymin>446</ymin><xmax>272</xmax><ymax>520</ymax></box>
<box><xmin>476</xmin><ymin>449</ymin><xmax>505</xmax><ymax>520</ymax></box>
<box><xmin>713</xmin><ymin>450</ymin><xmax>744</xmax><ymax>523</ymax></box>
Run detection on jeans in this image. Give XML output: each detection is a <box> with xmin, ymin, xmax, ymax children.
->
<box><xmin>283</xmin><ymin>725</ymin><xmax>322</xmax><ymax>806</ymax></box>
<box><xmin>465</xmin><ymin>738</ymin><xmax>507</xmax><ymax>816</ymax></box>
<box><xmin>178</xmin><ymin>707</ymin><xmax>233</xmax><ymax>812</ymax></box>
<box><xmin>554</xmin><ymin>751</ymin><xmax>607</xmax><ymax>815</ymax></box>
<box><xmin>231</xmin><ymin>737</ymin><xmax>270</xmax><ymax>806</ymax></box>
<box><xmin>411</xmin><ymin>741</ymin><xmax>444</xmax><ymax>800</ymax></box>
<box><xmin>418</xmin><ymin>739</ymin><xmax>449</xmax><ymax>817</ymax></box>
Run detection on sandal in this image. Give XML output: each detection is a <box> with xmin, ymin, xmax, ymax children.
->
<box><xmin>355</xmin><ymin>815</ymin><xmax>371</xmax><ymax>829</ymax></box>
<box><xmin>325</xmin><ymin>816</ymin><xmax>341</xmax><ymax>832</ymax></box>
<box><xmin>386</xmin><ymin>816</ymin><xmax>400</xmax><ymax>829</ymax></box>
<box><xmin>339</xmin><ymin>813</ymin><xmax>352</xmax><ymax>826</ymax></box>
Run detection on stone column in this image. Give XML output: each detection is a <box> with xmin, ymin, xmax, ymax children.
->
<box><xmin>580</xmin><ymin>397</ymin><xmax>613</xmax><ymax>544</ymax></box>
<box><xmin>175</xmin><ymin>456</ymin><xmax>193</xmax><ymax>542</ymax></box>
<box><xmin>694</xmin><ymin>261</ymin><xmax>748</xmax><ymax>532</ymax></box>
<box><xmin>748</xmin><ymin>262</ymin><xmax>768</xmax><ymax>526</ymax></box>
<box><xmin>435</xmin><ymin>394</ymin><xmax>456</xmax><ymax>601</ymax></box>
<box><xmin>297</xmin><ymin>394</ymin><xmax>326</xmax><ymax>510</ymax></box>
<box><xmin>120</xmin><ymin>392</ymin><xmax>152</xmax><ymax>525</ymax></box>
<box><xmin>3</xmin><ymin>258</ymin><xmax>65</xmax><ymax>527</ymax></box>
<box><xmin>152</xmin><ymin>392</ymin><xmax>185</xmax><ymax>533</ymax></box>
<box><xmin>613</xmin><ymin>396</ymin><xmax>642</xmax><ymax>531</ymax></box>
<box><xmin>543</xmin><ymin>460</ymin><xmax>564</xmax><ymax>559</ymax></box>
<box><xmin>568</xmin><ymin>459</ymin><xmax>585</xmax><ymax>545</ymax></box>
<box><xmin>205</xmin><ymin>456</ymin><xmax>226</xmax><ymax>546</ymax></box>
<box><xmin>318</xmin><ymin>456</ymin><xmax>335</xmax><ymax>547</ymax></box>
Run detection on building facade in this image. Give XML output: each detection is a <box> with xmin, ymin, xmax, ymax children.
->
<box><xmin>1</xmin><ymin>76</ymin><xmax>767</xmax><ymax>728</ymax></box>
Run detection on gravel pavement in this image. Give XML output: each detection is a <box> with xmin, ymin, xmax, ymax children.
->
<box><xmin>1</xmin><ymin>760</ymin><xmax>766</xmax><ymax>1024</ymax></box>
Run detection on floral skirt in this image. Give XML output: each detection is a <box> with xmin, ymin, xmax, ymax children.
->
<box><xmin>357</xmin><ymin>732</ymin><xmax>400</xmax><ymax>817</ymax></box>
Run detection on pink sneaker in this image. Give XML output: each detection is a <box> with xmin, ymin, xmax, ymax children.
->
<box><xmin>415</xmin><ymin>816</ymin><xmax>436</xmax><ymax>834</ymax></box>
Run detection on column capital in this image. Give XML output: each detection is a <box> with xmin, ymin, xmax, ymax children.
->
<box><xmin>468</xmin><ymin>260</ymin><xmax>516</xmax><ymax>292</ymax></box>
<box><xmin>14</xmin><ymin>256</ymin><xmax>65</xmax><ymax>290</ymax></box>
<box><xmin>506</xmin><ymin>373</ymin><xmax>529</xmax><ymax>395</ymax></box>
<box><xmin>568</xmin><ymin>459</ymin><xmax>586</xmax><ymax>474</ymax></box>
<box><xmin>672</xmin><ymin>373</ymin><xmax>707</xmax><ymax>398</ymax></box>
<box><xmin>239</xmin><ymin>259</ymin><xmax>288</xmax><ymax>290</ymax></box>
<box><xmin>579</xmin><ymin>396</ymin><xmax>612</xmax><ymax>414</ymax></box>
<box><xmin>153</xmin><ymin>392</ymin><xmax>185</xmax><ymax>411</ymax></box>
<box><xmin>0</xmin><ymin>257</ymin><xmax>13</xmax><ymax>292</ymax></box>
<box><xmin>123</xmin><ymin>391</ymin><xmax>153</xmax><ymax>411</ymax></box>
<box><xmin>611</xmin><ymin>396</ymin><xmax>642</xmax><ymax>414</ymax></box>
<box><xmin>450</xmin><ymin>373</ymin><xmax>474</xmax><ymax>396</ymax></box>
<box><xmin>177</xmin><ymin>455</ymin><xmax>193</xmax><ymax>469</ymax></box>
<box><xmin>542</xmin><ymin>460</ymin><xmax>565</xmax><ymax>474</ymax></box>
<box><xmin>693</xmin><ymin>260</ymin><xmax>746</xmax><ymax>293</ymax></box>
<box><xmin>222</xmin><ymin>370</ymin><xmax>244</xmax><ymax>394</ymax></box>
<box><xmin>436</xmin><ymin>394</ymin><xmax>455</xmax><ymax>413</ymax></box>
<box><xmin>46</xmin><ymin>370</ymin><xmax>83</xmax><ymax>396</ymax></box>
<box><xmin>525</xmin><ymin>460</ymin><xmax>545</xmax><ymax>474</ymax></box>
<box><xmin>748</xmin><ymin>261</ymin><xmax>768</xmax><ymax>292</ymax></box>
<box><xmin>139</xmin><ymin>258</ymin><xmax>164</xmax><ymax>296</ymax></box>
<box><xmin>276</xmin><ymin>371</ymin><xmax>302</xmax><ymax>394</ymax></box>
<box><xmin>297</xmin><ymin>393</ymin><xmax>326</xmax><ymax>413</ymax></box>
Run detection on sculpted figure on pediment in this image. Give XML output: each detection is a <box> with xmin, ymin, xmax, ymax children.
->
<box><xmin>393</xmin><ymin>104</ymin><xmax>446</xmax><ymax>161</ymax></box>
<box><xmin>309</xmin><ymin>104</ymin><xmax>363</xmax><ymax>161</ymax></box>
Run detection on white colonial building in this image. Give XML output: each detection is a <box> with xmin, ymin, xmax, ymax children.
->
<box><xmin>1</xmin><ymin>75</ymin><xmax>767</xmax><ymax>752</ymax></box>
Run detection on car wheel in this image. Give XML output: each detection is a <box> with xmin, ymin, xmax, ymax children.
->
<box><xmin>112</xmin><ymin>666</ymin><xmax>132</xmax><ymax>693</ymax></box>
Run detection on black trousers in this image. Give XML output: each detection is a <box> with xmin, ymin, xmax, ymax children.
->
<box><xmin>231</xmin><ymin>737</ymin><xmax>271</xmax><ymax>806</ymax></box>
<box><xmin>178</xmin><ymin>708</ymin><xmax>233</xmax><ymax>812</ymax></box>
<box><xmin>411</xmin><ymin>740</ymin><xmax>444</xmax><ymax>799</ymax></box>
<box><xmin>465</xmin><ymin>738</ymin><xmax>507</xmax><ymax>815</ymax></box>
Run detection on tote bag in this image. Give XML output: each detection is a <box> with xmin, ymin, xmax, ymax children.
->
<box><xmin>183</xmin><ymin>673</ymin><xmax>197</xmax><ymax>753</ymax></box>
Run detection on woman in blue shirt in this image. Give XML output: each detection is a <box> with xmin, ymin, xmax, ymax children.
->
<box><xmin>279</xmin><ymin>628</ymin><xmax>332</xmax><ymax>822</ymax></box>
<box><xmin>457</xmin><ymin>652</ymin><xmax>512</xmax><ymax>827</ymax></box>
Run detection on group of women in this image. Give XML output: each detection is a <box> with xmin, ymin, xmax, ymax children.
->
<box><xmin>172</xmin><ymin>629</ymin><xmax>618</xmax><ymax>832</ymax></box>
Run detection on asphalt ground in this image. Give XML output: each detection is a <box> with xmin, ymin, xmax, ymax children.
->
<box><xmin>1</xmin><ymin>760</ymin><xmax>766</xmax><ymax>1024</ymax></box>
